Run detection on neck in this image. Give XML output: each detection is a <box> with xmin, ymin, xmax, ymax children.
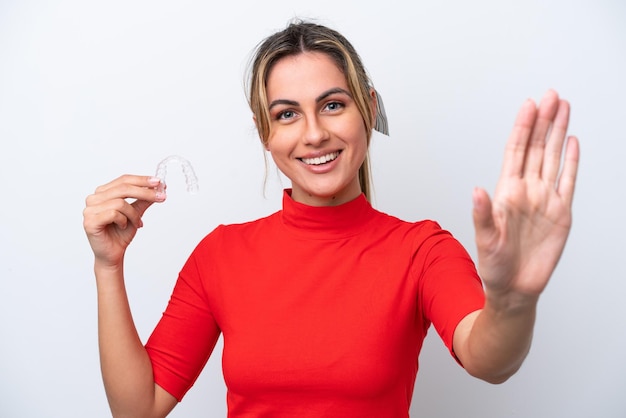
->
<box><xmin>290</xmin><ymin>184</ymin><xmax>362</xmax><ymax>207</ymax></box>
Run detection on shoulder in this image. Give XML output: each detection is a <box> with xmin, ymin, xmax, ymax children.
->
<box><xmin>372</xmin><ymin>207</ymin><xmax>476</xmax><ymax>261</ymax></box>
<box><xmin>193</xmin><ymin>211</ymin><xmax>281</xmax><ymax>249</ymax></box>
<box><xmin>368</xmin><ymin>206</ymin><xmax>449</xmax><ymax>240</ymax></box>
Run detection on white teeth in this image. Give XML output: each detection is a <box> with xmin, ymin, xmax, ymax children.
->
<box><xmin>301</xmin><ymin>152</ymin><xmax>339</xmax><ymax>165</ymax></box>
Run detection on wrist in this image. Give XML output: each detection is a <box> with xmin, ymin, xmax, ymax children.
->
<box><xmin>484</xmin><ymin>288</ymin><xmax>539</xmax><ymax>316</ymax></box>
<box><xmin>93</xmin><ymin>260</ymin><xmax>126</xmax><ymax>288</ymax></box>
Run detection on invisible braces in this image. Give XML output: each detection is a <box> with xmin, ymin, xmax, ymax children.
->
<box><xmin>155</xmin><ymin>155</ymin><xmax>199</xmax><ymax>194</ymax></box>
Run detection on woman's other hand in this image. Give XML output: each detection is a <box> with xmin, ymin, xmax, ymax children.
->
<box><xmin>472</xmin><ymin>89</ymin><xmax>580</xmax><ymax>307</ymax></box>
<box><xmin>83</xmin><ymin>175</ymin><xmax>165</xmax><ymax>270</ymax></box>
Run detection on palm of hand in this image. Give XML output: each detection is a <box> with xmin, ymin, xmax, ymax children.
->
<box><xmin>473</xmin><ymin>90</ymin><xmax>580</xmax><ymax>300</ymax></box>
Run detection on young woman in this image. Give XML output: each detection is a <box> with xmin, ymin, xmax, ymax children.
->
<box><xmin>83</xmin><ymin>20</ymin><xmax>580</xmax><ymax>417</ymax></box>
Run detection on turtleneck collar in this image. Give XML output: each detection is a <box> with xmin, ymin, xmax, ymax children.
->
<box><xmin>279</xmin><ymin>189</ymin><xmax>376</xmax><ymax>239</ymax></box>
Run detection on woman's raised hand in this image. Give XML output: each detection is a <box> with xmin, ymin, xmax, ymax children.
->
<box><xmin>83</xmin><ymin>175</ymin><xmax>165</xmax><ymax>269</ymax></box>
<box><xmin>472</xmin><ymin>90</ymin><xmax>580</xmax><ymax>306</ymax></box>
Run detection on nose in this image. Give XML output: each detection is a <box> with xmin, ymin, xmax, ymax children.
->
<box><xmin>303</xmin><ymin>115</ymin><xmax>329</xmax><ymax>146</ymax></box>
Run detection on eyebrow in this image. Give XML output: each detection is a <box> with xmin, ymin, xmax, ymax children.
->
<box><xmin>268</xmin><ymin>87</ymin><xmax>352</xmax><ymax>111</ymax></box>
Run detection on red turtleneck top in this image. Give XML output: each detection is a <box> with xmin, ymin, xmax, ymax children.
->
<box><xmin>145</xmin><ymin>190</ymin><xmax>485</xmax><ymax>417</ymax></box>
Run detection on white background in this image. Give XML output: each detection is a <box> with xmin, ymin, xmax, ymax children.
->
<box><xmin>1</xmin><ymin>1</ymin><xmax>625</xmax><ymax>417</ymax></box>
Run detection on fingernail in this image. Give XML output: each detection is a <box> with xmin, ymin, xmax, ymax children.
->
<box><xmin>155</xmin><ymin>191</ymin><xmax>166</xmax><ymax>202</ymax></box>
<box><xmin>148</xmin><ymin>177</ymin><xmax>161</xmax><ymax>185</ymax></box>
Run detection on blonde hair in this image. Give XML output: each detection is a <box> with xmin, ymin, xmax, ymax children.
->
<box><xmin>245</xmin><ymin>19</ymin><xmax>377</xmax><ymax>201</ymax></box>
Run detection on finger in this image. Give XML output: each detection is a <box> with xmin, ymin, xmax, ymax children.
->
<box><xmin>522</xmin><ymin>90</ymin><xmax>560</xmax><ymax>178</ymax></box>
<box><xmin>132</xmin><ymin>199</ymin><xmax>155</xmax><ymax>219</ymax></box>
<box><xmin>542</xmin><ymin>99</ymin><xmax>570</xmax><ymax>186</ymax></box>
<box><xmin>108</xmin><ymin>208</ymin><xmax>131</xmax><ymax>230</ymax></box>
<box><xmin>85</xmin><ymin>197</ymin><xmax>148</xmax><ymax>233</ymax></box>
<box><xmin>84</xmin><ymin>204</ymin><xmax>130</xmax><ymax>234</ymax></box>
<box><xmin>501</xmin><ymin>98</ymin><xmax>537</xmax><ymax>178</ymax></box>
<box><xmin>557</xmin><ymin>136</ymin><xmax>580</xmax><ymax>207</ymax></box>
<box><xmin>472</xmin><ymin>187</ymin><xmax>497</xmax><ymax>250</ymax></box>
<box><xmin>94</xmin><ymin>174</ymin><xmax>160</xmax><ymax>195</ymax></box>
<box><xmin>88</xmin><ymin>176</ymin><xmax>163</xmax><ymax>206</ymax></box>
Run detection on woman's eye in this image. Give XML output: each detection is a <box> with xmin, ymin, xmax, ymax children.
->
<box><xmin>325</xmin><ymin>101</ymin><xmax>344</xmax><ymax>112</ymax></box>
<box><xmin>277</xmin><ymin>110</ymin><xmax>295</xmax><ymax>120</ymax></box>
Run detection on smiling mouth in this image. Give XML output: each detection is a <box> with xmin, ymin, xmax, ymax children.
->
<box><xmin>299</xmin><ymin>151</ymin><xmax>341</xmax><ymax>166</ymax></box>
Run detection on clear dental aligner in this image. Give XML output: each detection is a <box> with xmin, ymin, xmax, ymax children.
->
<box><xmin>155</xmin><ymin>155</ymin><xmax>199</xmax><ymax>194</ymax></box>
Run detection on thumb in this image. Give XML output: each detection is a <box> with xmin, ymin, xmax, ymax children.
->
<box><xmin>472</xmin><ymin>187</ymin><xmax>496</xmax><ymax>245</ymax></box>
<box><xmin>133</xmin><ymin>199</ymin><xmax>156</xmax><ymax>218</ymax></box>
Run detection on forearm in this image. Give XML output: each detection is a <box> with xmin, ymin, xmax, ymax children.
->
<box><xmin>95</xmin><ymin>263</ymin><xmax>162</xmax><ymax>417</ymax></box>
<box><xmin>455</xmin><ymin>293</ymin><xmax>538</xmax><ymax>384</ymax></box>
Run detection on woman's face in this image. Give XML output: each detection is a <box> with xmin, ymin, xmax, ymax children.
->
<box><xmin>264</xmin><ymin>51</ymin><xmax>369</xmax><ymax>207</ymax></box>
